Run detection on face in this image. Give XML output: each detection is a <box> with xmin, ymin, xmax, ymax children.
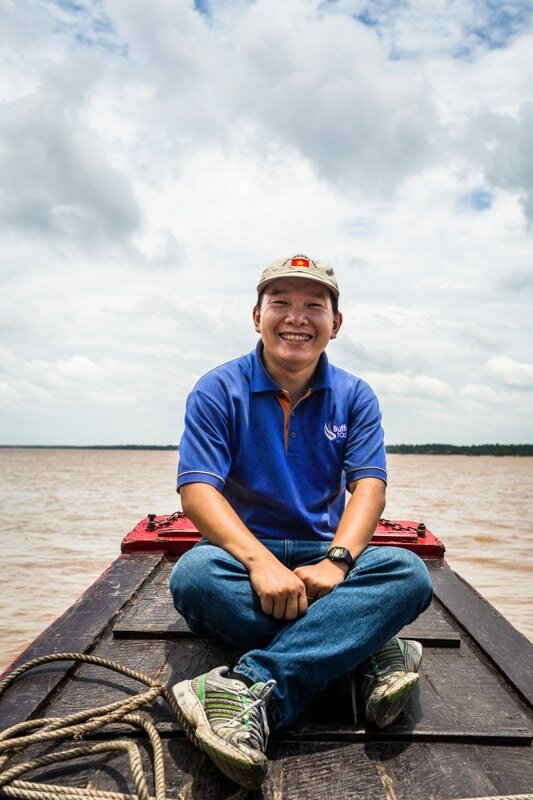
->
<box><xmin>252</xmin><ymin>277</ymin><xmax>342</xmax><ymax>373</ymax></box>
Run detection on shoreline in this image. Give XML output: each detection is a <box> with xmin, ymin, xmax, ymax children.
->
<box><xmin>1</xmin><ymin>444</ymin><xmax>532</xmax><ymax>455</ymax></box>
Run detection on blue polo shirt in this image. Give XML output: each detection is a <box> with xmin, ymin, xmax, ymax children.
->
<box><xmin>177</xmin><ymin>341</ymin><xmax>387</xmax><ymax>541</ymax></box>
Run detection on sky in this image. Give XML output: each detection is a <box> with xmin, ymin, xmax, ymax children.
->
<box><xmin>1</xmin><ymin>0</ymin><xmax>532</xmax><ymax>446</ymax></box>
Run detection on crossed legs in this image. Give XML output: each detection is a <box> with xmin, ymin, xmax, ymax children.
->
<box><xmin>169</xmin><ymin>539</ymin><xmax>432</xmax><ymax>728</ymax></box>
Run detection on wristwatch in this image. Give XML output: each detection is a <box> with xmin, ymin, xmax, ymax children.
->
<box><xmin>326</xmin><ymin>546</ymin><xmax>354</xmax><ymax>570</ymax></box>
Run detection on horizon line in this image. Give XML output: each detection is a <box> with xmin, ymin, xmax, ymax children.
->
<box><xmin>0</xmin><ymin>443</ymin><xmax>532</xmax><ymax>450</ymax></box>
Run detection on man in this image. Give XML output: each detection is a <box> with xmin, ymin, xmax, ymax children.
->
<box><xmin>170</xmin><ymin>254</ymin><xmax>432</xmax><ymax>790</ymax></box>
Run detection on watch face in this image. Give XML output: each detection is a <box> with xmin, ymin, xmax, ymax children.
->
<box><xmin>330</xmin><ymin>547</ymin><xmax>344</xmax><ymax>559</ymax></box>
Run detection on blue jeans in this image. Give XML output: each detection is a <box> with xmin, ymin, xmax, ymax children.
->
<box><xmin>169</xmin><ymin>540</ymin><xmax>433</xmax><ymax>729</ymax></box>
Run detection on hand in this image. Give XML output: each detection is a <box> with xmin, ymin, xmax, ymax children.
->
<box><xmin>249</xmin><ymin>559</ymin><xmax>308</xmax><ymax>621</ymax></box>
<box><xmin>293</xmin><ymin>559</ymin><xmax>349</xmax><ymax>603</ymax></box>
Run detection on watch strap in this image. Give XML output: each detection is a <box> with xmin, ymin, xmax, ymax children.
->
<box><xmin>326</xmin><ymin>546</ymin><xmax>354</xmax><ymax>569</ymax></box>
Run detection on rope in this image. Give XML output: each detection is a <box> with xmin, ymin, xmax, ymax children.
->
<box><xmin>0</xmin><ymin>653</ymin><xmax>182</xmax><ymax>800</ymax></box>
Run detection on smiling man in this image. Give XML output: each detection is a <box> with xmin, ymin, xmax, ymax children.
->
<box><xmin>169</xmin><ymin>255</ymin><xmax>432</xmax><ymax>790</ymax></box>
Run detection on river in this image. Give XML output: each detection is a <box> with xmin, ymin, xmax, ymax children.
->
<box><xmin>0</xmin><ymin>449</ymin><xmax>531</xmax><ymax>671</ymax></box>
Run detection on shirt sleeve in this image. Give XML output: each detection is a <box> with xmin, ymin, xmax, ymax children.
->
<box><xmin>177</xmin><ymin>388</ymin><xmax>231</xmax><ymax>493</ymax></box>
<box><xmin>344</xmin><ymin>386</ymin><xmax>387</xmax><ymax>486</ymax></box>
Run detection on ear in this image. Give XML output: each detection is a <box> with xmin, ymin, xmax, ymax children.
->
<box><xmin>252</xmin><ymin>305</ymin><xmax>261</xmax><ymax>333</ymax></box>
<box><xmin>330</xmin><ymin>311</ymin><xmax>343</xmax><ymax>340</ymax></box>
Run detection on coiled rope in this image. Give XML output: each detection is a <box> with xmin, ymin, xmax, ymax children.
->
<box><xmin>0</xmin><ymin>652</ymin><xmax>183</xmax><ymax>800</ymax></box>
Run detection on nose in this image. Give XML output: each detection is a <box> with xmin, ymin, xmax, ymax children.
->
<box><xmin>284</xmin><ymin>308</ymin><xmax>308</xmax><ymax>326</ymax></box>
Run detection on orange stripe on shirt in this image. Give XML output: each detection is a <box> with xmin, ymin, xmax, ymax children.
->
<box><xmin>276</xmin><ymin>390</ymin><xmax>291</xmax><ymax>450</ymax></box>
<box><xmin>276</xmin><ymin>389</ymin><xmax>311</xmax><ymax>451</ymax></box>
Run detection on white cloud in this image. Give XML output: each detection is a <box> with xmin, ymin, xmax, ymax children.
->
<box><xmin>363</xmin><ymin>371</ymin><xmax>454</xmax><ymax>402</ymax></box>
<box><xmin>460</xmin><ymin>382</ymin><xmax>502</xmax><ymax>404</ymax></box>
<box><xmin>483</xmin><ymin>355</ymin><xmax>533</xmax><ymax>389</ymax></box>
<box><xmin>0</xmin><ymin>349</ymin><xmax>144</xmax><ymax>408</ymax></box>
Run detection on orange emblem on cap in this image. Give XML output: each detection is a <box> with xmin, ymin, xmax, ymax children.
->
<box><xmin>291</xmin><ymin>258</ymin><xmax>310</xmax><ymax>268</ymax></box>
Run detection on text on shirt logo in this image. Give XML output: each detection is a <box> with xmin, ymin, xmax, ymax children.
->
<box><xmin>324</xmin><ymin>422</ymin><xmax>347</xmax><ymax>441</ymax></box>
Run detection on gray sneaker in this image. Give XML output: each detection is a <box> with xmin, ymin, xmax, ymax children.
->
<box><xmin>171</xmin><ymin>666</ymin><xmax>276</xmax><ymax>790</ymax></box>
<box><xmin>358</xmin><ymin>638</ymin><xmax>423</xmax><ymax>729</ymax></box>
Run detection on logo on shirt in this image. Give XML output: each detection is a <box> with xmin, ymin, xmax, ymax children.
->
<box><xmin>324</xmin><ymin>422</ymin><xmax>347</xmax><ymax>441</ymax></box>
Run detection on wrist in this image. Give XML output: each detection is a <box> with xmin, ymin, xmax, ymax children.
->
<box><xmin>327</xmin><ymin>558</ymin><xmax>350</xmax><ymax>577</ymax></box>
<box><xmin>243</xmin><ymin>543</ymin><xmax>280</xmax><ymax>572</ymax></box>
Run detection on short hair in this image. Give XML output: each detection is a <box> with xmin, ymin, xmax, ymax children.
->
<box><xmin>256</xmin><ymin>288</ymin><xmax>339</xmax><ymax>315</ymax></box>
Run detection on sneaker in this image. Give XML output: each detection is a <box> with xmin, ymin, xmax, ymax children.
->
<box><xmin>358</xmin><ymin>638</ymin><xmax>423</xmax><ymax>729</ymax></box>
<box><xmin>171</xmin><ymin>666</ymin><xmax>276</xmax><ymax>790</ymax></box>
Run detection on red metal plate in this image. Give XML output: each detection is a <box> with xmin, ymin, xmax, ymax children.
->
<box><xmin>121</xmin><ymin>515</ymin><xmax>445</xmax><ymax>559</ymax></box>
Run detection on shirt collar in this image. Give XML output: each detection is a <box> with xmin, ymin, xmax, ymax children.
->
<box><xmin>251</xmin><ymin>340</ymin><xmax>332</xmax><ymax>393</ymax></box>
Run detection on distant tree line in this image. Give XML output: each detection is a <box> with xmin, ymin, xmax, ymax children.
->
<box><xmin>386</xmin><ymin>444</ymin><xmax>533</xmax><ymax>456</ymax></box>
<box><xmin>1</xmin><ymin>443</ymin><xmax>532</xmax><ymax>455</ymax></box>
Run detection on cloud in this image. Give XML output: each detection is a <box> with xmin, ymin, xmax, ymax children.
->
<box><xmin>0</xmin><ymin>348</ymin><xmax>145</xmax><ymax>408</ymax></box>
<box><xmin>483</xmin><ymin>355</ymin><xmax>533</xmax><ymax>389</ymax></box>
<box><xmin>465</xmin><ymin>102</ymin><xmax>533</xmax><ymax>221</ymax></box>
<box><xmin>499</xmin><ymin>267</ymin><xmax>533</xmax><ymax>293</ymax></box>
<box><xmin>0</xmin><ymin>90</ymin><xmax>141</xmax><ymax>248</ymax></box>
<box><xmin>460</xmin><ymin>382</ymin><xmax>502</xmax><ymax>404</ymax></box>
<box><xmin>325</xmin><ymin>0</ymin><xmax>533</xmax><ymax>57</ymax></box>
<box><xmin>362</xmin><ymin>371</ymin><xmax>454</xmax><ymax>402</ymax></box>
<box><xmin>97</xmin><ymin>0</ymin><xmax>441</xmax><ymax>197</ymax></box>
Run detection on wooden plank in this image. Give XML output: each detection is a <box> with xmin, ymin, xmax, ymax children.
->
<box><xmin>271</xmin><ymin>741</ymin><xmax>533</xmax><ymax>799</ymax></box>
<box><xmin>276</xmin><ymin>724</ymin><xmax>532</xmax><ymax>745</ymax></box>
<box><xmin>65</xmin><ymin>719</ymin><xmax>533</xmax><ymax>746</ymax></box>
<box><xmin>41</xmin><ymin>621</ymin><xmax>532</xmax><ymax>744</ymax></box>
<box><xmin>39</xmin><ymin>630</ymin><xmax>239</xmax><ymax>725</ymax></box>
<box><xmin>292</xmin><ymin>633</ymin><xmax>532</xmax><ymax>740</ymax></box>
<box><xmin>0</xmin><ymin>554</ymin><xmax>163</xmax><ymax>728</ymax></box>
<box><xmin>399</xmin><ymin>602</ymin><xmax>461</xmax><ymax>646</ymax></box>
<box><xmin>369</xmin><ymin>637</ymin><xmax>532</xmax><ymax>740</ymax></box>
<box><xmin>5</xmin><ymin>738</ymin><xmax>533</xmax><ymax>799</ymax></box>
<box><xmin>114</xmin><ymin>563</ymin><xmax>461</xmax><ymax>646</ymax></box>
<box><xmin>114</xmin><ymin>604</ymin><xmax>461</xmax><ymax>645</ymax></box>
<box><xmin>429</xmin><ymin>560</ymin><xmax>533</xmax><ymax>708</ymax></box>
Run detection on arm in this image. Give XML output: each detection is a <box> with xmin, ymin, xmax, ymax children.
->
<box><xmin>293</xmin><ymin>477</ymin><xmax>386</xmax><ymax>600</ymax></box>
<box><xmin>181</xmin><ymin>482</ymin><xmax>308</xmax><ymax>620</ymax></box>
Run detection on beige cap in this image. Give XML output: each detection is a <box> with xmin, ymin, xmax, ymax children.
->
<box><xmin>257</xmin><ymin>254</ymin><xmax>340</xmax><ymax>298</ymax></box>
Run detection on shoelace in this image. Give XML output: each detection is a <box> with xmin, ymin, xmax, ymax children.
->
<box><xmin>220</xmin><ymin>680</ymin><xmax>276</xmax><ymax>752</ymax></box>
<box><xmin>361</xmin><ymin>639</ymin><xmax>405</xmax><ymax>678</ymax></box>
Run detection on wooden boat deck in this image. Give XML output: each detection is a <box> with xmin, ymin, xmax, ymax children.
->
<box><xmin>1</xmin><ymin>552</ymin><xmax>532</xmax><ymax>798</ymax></box>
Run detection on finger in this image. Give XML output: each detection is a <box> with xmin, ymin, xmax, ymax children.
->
<box><xmin>316</xmin><ymin>587</ymin><xmax>332</xmax><ymax>600</ymax></box>
<box><xmin>273</xmin><ymin>595</ymin><xmax>287</xmax><ymax>620</ymax></box>
<box><xmin>298</xmin><ymin>593</ymin><xmax>309</xmax><ymax>615</ymax></box>
<box><xmin>260</xmin><ymin>594</ymin><xmax>274</xmax><ymax>616</ymax></box>
<box><xmin>283</xmin><ymin>592</ymin><xmax>301</xmax><ymax>621</ymax></box>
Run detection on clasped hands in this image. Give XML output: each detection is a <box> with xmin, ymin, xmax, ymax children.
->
<box><xmin>249</xmin><ymin>557</ymin><xmax>350</xmax><ymax>621</ymax></box>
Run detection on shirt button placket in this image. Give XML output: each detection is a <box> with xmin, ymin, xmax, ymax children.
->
<box><xmin>288</xmin><ymin>413</ymin><xmax>298</xmax><ymax>450</ymax></box>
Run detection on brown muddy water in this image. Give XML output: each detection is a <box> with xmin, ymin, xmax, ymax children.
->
<box><xmin>0</xmin><ymin>450</ymin><xmax>531</xmax><ymax>671</ymax></box>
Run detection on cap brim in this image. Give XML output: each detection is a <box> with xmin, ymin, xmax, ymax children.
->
<box><xmin>256</xmin><ymin>270</ymin><xmax>339</xmax><ymax>298</ymax></box>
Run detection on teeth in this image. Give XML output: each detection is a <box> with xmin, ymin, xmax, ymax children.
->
<box><xmin>280</xmin><ymin>333</ymin><xmax>311</xmax><ymax>342</ymax></box>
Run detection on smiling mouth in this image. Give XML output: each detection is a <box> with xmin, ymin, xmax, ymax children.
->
<box><xmin>279</xmin><ymin>333</ymin><xmax>313</xmax><ymax>342</ymax></box>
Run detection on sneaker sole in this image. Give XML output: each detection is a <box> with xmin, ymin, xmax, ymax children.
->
<box><xmin>366</xmin><ymin>671</ymin><xmax>419</xmax><ymax>729</ymax></box>
<box><xmin>172</xmin><ymin>680</ymin><xmax>268</xmax><ymax>790</ymax></box>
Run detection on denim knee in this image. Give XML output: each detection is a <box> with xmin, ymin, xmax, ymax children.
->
<box><xmin>385</xmin><ymin>546</ymin><xmax>433</xmax><ymax>613</ymax></box>
<box><xmin>169</xmin><ymin>546</ymin><xmax>209</xmax><ymax>616</ymax></box>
